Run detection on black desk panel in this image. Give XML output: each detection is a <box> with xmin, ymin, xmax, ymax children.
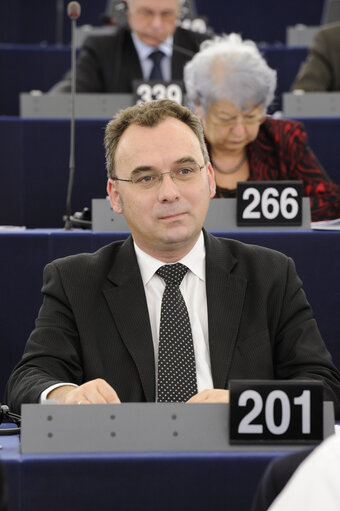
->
<box><xmin>1</xmin><ymin>229</ymin><xmax>339</xmax><ymax>399</ymax></box>
<box><xmin>0</xmin><ymin>430</ymin><xmax>304</xmax><ymax>511</ymax></box>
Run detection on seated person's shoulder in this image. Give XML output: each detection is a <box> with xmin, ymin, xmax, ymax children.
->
<box><xmin>81</xmin><ymin>25</ymin><xmax>130</xmax><ymax>52</ymax></box>
<box><xmin>174</xmin><ymin>25</ymin><xmax>212</xmax><ymax>48</ymax></box>
<box><xmin>260</xmin><ymin>117</ymin><xmax>307</xmax><ymax>143</ymax></box>
<box><xmin>48</xmin><ymin>240</ymin><xmax>126</xmax><ymax>278</ymax></box>
<box><xmin>216</xmin><ymin>235</ymin><xmax>290</xmax><ymax>268</ymax></box>
<box><xmin>318</xmin><ymin>21</ymin><xmax>340</xmax><ymax>40</ymax></box>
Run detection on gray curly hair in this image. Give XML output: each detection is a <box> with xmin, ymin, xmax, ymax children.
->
<box><xmin>184</xmin><ymin>33</ymin><xmax>277</xmax><ymax>114</ymax></box>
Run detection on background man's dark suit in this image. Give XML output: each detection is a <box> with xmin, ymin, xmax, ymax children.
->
<box><xmin>50</xmin><ymin>25</ymin><xmax>209</xmax><ymax>93</ymax></box>
<box><xmin>5</xmin><ymin>230</ymin><xmax>340</xmax><ymax>415</ymax></box>
<box><xmin>292</xmin><ymin>21</ymin><xmax>340</xmax><ymax>91</ymax></box>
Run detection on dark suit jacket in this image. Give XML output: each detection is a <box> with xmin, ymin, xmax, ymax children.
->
<box><xmin>50</xmin><ymin>25</ymin><xmax>209</xmax><ymax>93</ymax></box>
<box><xmin>5</xmin><ymin>231</ymin><xmax>340</xmax><ymax>416</ymax></box>
<box><xmin>291</xmin><ymin>21</ymin><xmax>340</xmax><ymax>91</ymax></box>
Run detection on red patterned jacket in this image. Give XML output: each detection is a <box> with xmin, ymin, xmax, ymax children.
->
<box><xmin>214</xmin><ymin>118</ymin><xmax>340</xmax><ymax>221</ymax></box>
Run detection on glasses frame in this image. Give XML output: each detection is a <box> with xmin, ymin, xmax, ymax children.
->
<box><xmin>112</xmin><ymin>163</ymin><xmax>206</xmax><ymax>188</ymax></box>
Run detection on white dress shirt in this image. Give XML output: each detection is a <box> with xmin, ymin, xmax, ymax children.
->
<box><xmin>134</xmin><ymin>231</ymin><xmax>213</xmax><ymax>396</ymax></box>
<box><xmin>131</xmin><ymin>31</ymin><xmax>173</xmax><ymax>81</ymax></box>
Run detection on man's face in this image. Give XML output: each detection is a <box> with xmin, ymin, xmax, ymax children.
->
<box><xmin>107</xmin><ymin>117</ymin><xmax>216</xmax><ymax>262</ymax></box>
<box><xmin>127</xmin><ymin>0</ymin><xmax>180</xmax><ymax>47</ymax></box>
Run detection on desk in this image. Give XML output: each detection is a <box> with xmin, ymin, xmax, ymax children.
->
<box><xmin>0</xmin><ymin>44</ymin><xmax>308</xmax><ymax>115</ymax></box>
<box><xmin>0</xmin><ymin>229</ymin><xmax>339</xmax><ymax>399</ymax></box>
<box><xmin>0</xmin><ymin>117</ymin><xmax>339</xmax><ymax>228</ymax></box>
<box><xmin>0</xmin><ymin>430</ymin><xmax>305</xmax><ymax>511</ymax></box>
<box><xmin>0</xmin><ymin>433</ymin><xmax>20</xmax><ymax>511</ymax></box>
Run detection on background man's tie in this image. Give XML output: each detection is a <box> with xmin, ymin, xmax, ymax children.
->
<box><xmin>156</xmin><ymin>263</ymin><xmax>198</xmax><ymax>402</ymax></box>
<box><xmin>148</xmin><ymin>50</ymin><xmax>165</xmax><ymax>81</ymax></box>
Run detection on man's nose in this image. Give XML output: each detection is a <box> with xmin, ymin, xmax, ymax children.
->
<box><xmin>157</xmin><ymin>173</ymin><xmax>180</xmax><ymax>201</ymax></box>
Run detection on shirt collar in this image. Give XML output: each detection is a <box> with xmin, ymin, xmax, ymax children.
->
<box><xmin>134</xmin><ymin>231</ymin><xmax>206</xmax><ymax>285</ymax></box>
<box><xmin>131</xmin><ymin>31</ymin><xmax>173</xmax><ymax>61</ymax></box>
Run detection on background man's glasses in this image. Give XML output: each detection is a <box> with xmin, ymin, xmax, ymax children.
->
<box><xmin>132</xmin><ymin>8</ymin><xmax>178</xmax><ymax>22</ymax></box>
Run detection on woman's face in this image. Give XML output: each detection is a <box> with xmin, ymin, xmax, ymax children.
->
<box><xmin>199</xmin><ymin>99</ymin><xmax>265</xmax><ymax>154</ymax></box>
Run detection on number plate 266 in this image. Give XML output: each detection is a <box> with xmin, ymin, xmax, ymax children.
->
<box><xmin>237</xmin><ymin>181</ymin><xmax>303</xmax><ymax>226</ymax></box>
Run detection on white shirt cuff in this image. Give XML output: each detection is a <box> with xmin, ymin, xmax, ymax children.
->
<box><xmin>40</xmin><ymin>382</ymin><xmax>78</xmax><ymax>402</ymax></box>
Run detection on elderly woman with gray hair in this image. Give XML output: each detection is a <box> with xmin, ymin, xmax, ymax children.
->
<box><xmin>184</xmin><ymin>34</ymin><xmax>340</xmax><ymax>221</ymax></box>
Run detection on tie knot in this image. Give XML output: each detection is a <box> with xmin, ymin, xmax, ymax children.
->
<box><xmin>156</xmin><ymin>263</ymin><xmax>188</xmax><ymax>286</ymax></box>
<box><xmin>148</xmin><ymin>49</ymin><xmax>164</xmax><ymax>66</ymax></box>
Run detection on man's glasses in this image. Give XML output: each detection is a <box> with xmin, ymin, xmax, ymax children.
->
<box><xmin>112</xmin><ymin>162</ymin><xmax>205</xmax><ymax>190</ymax></box>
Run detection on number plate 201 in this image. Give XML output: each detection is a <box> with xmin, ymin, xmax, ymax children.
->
<box><xmin>237</xmin><ymin>181</ymin><xmax>303</xmax><ymax>226</ymax></box>
<box><xmin>229</xmin><ymin>380</ymin><xmax>323</xmax><ymax>444</ymax></box>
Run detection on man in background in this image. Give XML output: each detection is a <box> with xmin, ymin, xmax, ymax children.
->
<box><xmin>291</xmin><ymin>21</ymin><xmax>340</xmax><ymax>91</ymax></box>
<box><xmin>50</xmin><ymin>0</ymin><xmax>209</xmax><ymax>93</ymax></box>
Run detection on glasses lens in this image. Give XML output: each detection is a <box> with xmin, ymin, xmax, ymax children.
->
<box><xmin>171</xmin><ymin>163</ymin><xmax>202</xmax><ymax>181</ymax></box>
<box><xmin>131</xmin><ymin>163</ymin><xmax>203</xmax><ymax>189</ymax></box>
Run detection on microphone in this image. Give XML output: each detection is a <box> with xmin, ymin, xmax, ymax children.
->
<box><xmin>64</xmin><ymin>1</ymin><xmax>81</xmax><ymax>230</ymax></box>
<box><xmin>67</xmin><ymin>1</ymin><xmax>81</xmax><ymax>19</ymax></box>
<box><xmin>0</xmin><ymin>404</ymin><xmax>21</xmax><ymax>435</ymax></box>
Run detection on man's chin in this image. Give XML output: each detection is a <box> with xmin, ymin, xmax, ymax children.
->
<box><xmin>138</xmin><ymin>34</ymin><xmax>167</xmax><ymax>47</ymax></box>
<box><xmin>157</xmin><ymin>225</ymin><xmax>199</xmax><ymax>247</ymax></box>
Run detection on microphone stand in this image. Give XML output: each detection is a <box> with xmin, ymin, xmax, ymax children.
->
<box><xmin>64</xmin><ymin>9</ymin><xmax>78</xmax><ymax>230</ymax></box>
<box><xmin>56</xmin><ymin>0</ymin><xmax>64</xmax><ymax>46</ymax></box>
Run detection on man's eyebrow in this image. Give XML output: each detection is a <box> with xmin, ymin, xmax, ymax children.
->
<box><xmin>130</xmin><ymin>157</ymin><xmax>197</xmax><ymax>176</ymax></box>
<box><xmin>130</xmin><ymin>166</ymin><xmax>155</xmax><ymax>176</ymax></box>
<box><xmin>174</xmin><ymin>156</ymin><xmax>197</xmax><ymax>164</ymax></box>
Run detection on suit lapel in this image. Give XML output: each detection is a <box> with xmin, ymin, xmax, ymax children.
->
<box><xmin>171</xmin><ymin>28</ymin><xmax>190</xmax><ymax>79</ymax></box>
<box><xmin>114</xmin><ymin>28</ymin><xmax>143</xmax><ymax>91</ymax></box>
<box><xmin>102</xmin><ymin>232</ymin><xmax>247</xmax><ymax>399</ymax></box>
<box><xmin>204</xmin><ymin>231</ymin><xmax>247</xmax><ymax>389</ymax></box>
<box><xmin>103</xmin><ymin>237</ymin><xmax>155</xmax><ymax>401</ymax></box>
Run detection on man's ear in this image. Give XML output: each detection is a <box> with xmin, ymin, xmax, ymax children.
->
<box><xmin>107</xmin><ymin>179</ymin><xmax>123</xmax><ymax>214</ymax></box>
<box><xmin>206</xmin><ymin>161</ymin><xmax>216</xmax><ymax>198</ymax></box>
<box><xmin>195</xmin><ymin>101</ymin><xmax>203</xmax><ymax>120</ymax></box>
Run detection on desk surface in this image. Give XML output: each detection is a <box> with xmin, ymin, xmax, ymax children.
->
<box><xmin>0</xmin><ymin>429</ymin><xmax>309</xmax><ymax>511</ymax></box>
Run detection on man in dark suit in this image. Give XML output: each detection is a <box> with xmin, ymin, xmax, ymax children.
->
<box><xmin>50</xmin><ymin>0</ymin><xmax>209</xmax><ymax>93</ymax></box>
<box><xmin>291</xmin><ymin>21</ymin><xmax>340</xmax><ymax>91</ymax></box>
<box><xmin>5</xmin><ymin>99</ymin><xmax>340</xmax><ymax>414</ymax></box>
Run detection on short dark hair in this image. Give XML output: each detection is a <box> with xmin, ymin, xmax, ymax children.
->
<box><xmin>104</xmin><ymin>99</ymin><xmax>209</xmax><ymax>178</ymax></box>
